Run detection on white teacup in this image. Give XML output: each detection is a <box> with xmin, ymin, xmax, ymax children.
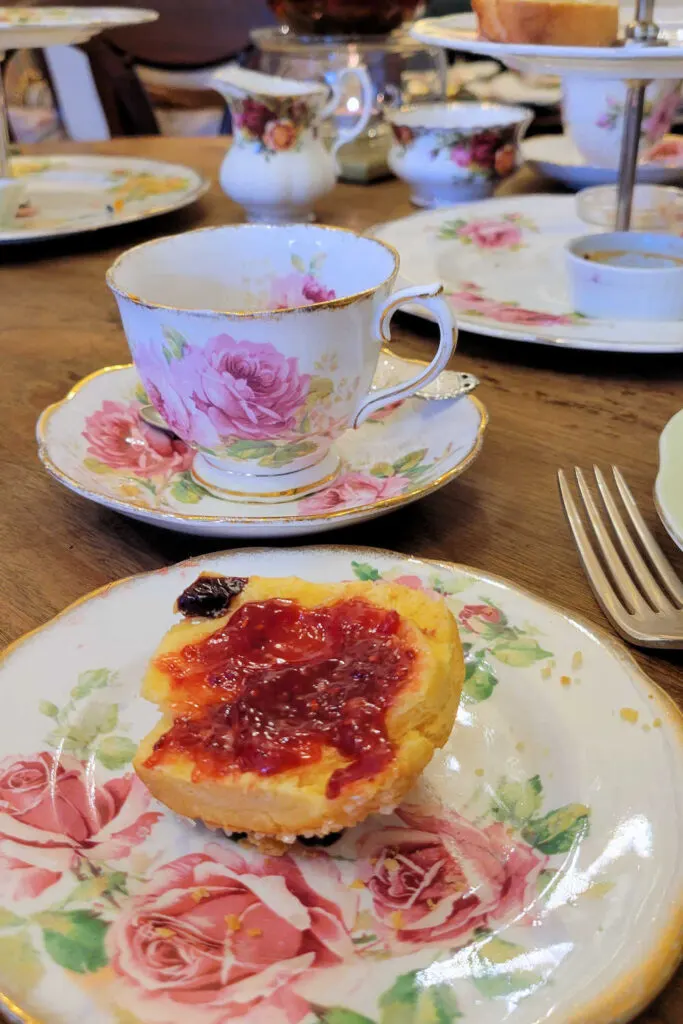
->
<box><xmin>107</xmin><ymin>223</ymin><xmax>457</xmax><ymax>502</ymax></box>
<box><xmin>562</xmin><ymin>76</ymin><xmax>682</xmax><ymax>169</ymax></box>
<box><xmin>386</xmin><ymin>102</ymin><xmax>532</xmax><ymax>208</ymax></box>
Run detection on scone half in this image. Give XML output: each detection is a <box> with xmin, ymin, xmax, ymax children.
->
<box><xmin>134</xmin><ymin>574</ymin><xmax>464</xmax><ymax>847</ymax></box>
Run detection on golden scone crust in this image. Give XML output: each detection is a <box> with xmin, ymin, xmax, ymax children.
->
<box><xmin>472</xmin><ymin>0</ymin><xmax>618</xmax><ymax>46</ymax></box>
<box><xmin>134</xmin><ymin>576</ymin><xmax>463</xmax><ymax>845</ymax></box>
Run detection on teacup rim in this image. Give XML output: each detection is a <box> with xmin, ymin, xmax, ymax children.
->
<box><xmin>385</xmin><ymin>100</ymin><xmax>533</xmax><ymax>132</ymax></box>
<box><xmin>106</xmin><ymin>222</ymin><xmax>401</xmax><ymax>318</ymax></box>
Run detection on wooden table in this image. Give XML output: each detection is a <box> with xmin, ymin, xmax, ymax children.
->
<box><xmin>2</xmin><ymin>137</ymin><xmax>682</xmax><ymax>1022</ymax></box>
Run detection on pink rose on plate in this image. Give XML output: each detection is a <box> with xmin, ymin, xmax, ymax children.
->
<box><xmin>392</xmin><ymin>574</ymin><xmax>427</xmax><ymax>591</ymax></box>
<box><xmin>83</xmin><ymin>400</ymin><xmax>192</xmax><ymax>477</ymax></box>
<box><xmin>160</xmin><ymin>333</ymin><xmax>310</xmax><ymax>449</ymax></box>
<box><xmin>456</xmin><ymin>218</ymin><xmax>523</xmax><ymax>250</ymax></box>
<box><xmin>487</xmin><ymin>303</ymin><xmax>574</xmax><ymax>326</ymax></box>
<box><xmin>449</xmin><ymin>284</ymin><xmax>576</xmax><ymax>327</ymax></box>
<box><xmin>643</xmin><ymin>135</ymin><xmax>683</xmax><ymax>165</ymax></box>
<box><xmin>298</xmin><ymin>471</ymin><xmax>408</xmax><ymax>515</ymax></box>
<box><xmin>357</xmin><ymin>806</ymin><xmax>545</xmax><ymax>952</ymax></box>
<box><xmin>458</xmin><ymin>602</ymin><xmax>507</xmax><ymax>639</ymax></box>
<box><xmin>107</xmin><ymin>845</ymin><xmax>358</xmax><ymax>1024</ymax></box>
<box><xmin>269</xmin><ymin>272</ymin><xmax>337</xmax><ymax>309</ymax></box>
<box><xmin>0</xmin><ymin>752</ymin><xmax>159</xmax><ymax>901</ymax></box>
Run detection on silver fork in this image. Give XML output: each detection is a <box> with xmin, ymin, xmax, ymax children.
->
<box><xmin>558</xmin><ymin>466</ymin><xmax>683</xmax><ymax>648</ymax></box>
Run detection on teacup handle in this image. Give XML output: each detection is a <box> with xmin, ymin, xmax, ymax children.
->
<box><xmin>320</xmin><ymin>66</ymin><xmax>375</xmax><ymax>156</ymax></box>
<box><xmin>353</xmin><ymin>283</ymin><xmax>457</xmax><ymax>428</ymax></box>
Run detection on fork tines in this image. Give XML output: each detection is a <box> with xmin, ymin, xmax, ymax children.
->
<box><xmin>558</xmin><ymin>466</ymin><xmax>683</xmax><ymax>648</ymax></box>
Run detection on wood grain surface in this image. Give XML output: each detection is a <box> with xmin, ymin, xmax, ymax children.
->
<box><xmin>1</xmin><ymin>136</ymin><xmax>682</xmax><ymax>1023</ymax></box>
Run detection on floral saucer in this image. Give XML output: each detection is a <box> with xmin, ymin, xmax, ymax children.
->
<box><xmin>374</xmin><ymin>194</ymin><xmax>683</xmax><ymax>352</ymax></box>
<box><xmin>37</xmin><ymin>362</ymin><xmax>487</xmax><ymax>537</ymax></box>
<box><xmin>522</xmin><ymin>133</ymin><xmax>683</xmax><ymax>191</ymax></box>
<box><xmin>1</xmin><ymin>545</ymin><xmax>682</xmax><ymax>1024</ymax></box>
<box><xmin>2</xmin><ymin>155</ymin><xmax>208</xmax><ymax>243</ymax></box>
<box><xmin>655</xmin><ymin>409</ymin><xmax>683</xmax><ymax>551</ymax></box>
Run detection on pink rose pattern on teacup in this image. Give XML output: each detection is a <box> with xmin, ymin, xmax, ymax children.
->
<box><xmin>643</xmin><ymin>88</ymin><xmax>681</xmax><ymax>145</ymax></box>
<box><xmin>269</xmin><ymin>271</ymin><xmax>337</xmax><ymax>309</ymax></box>
<box><xmin>449</xmin><ymin>281</ymin><xmax>579</xmax><ymax>327</ymax></box>
<box><xmin>448</xmin><ymin>128</ymin><xmax>517</xmax><ymax>178</ymax></box>
<box><xmin>298</xmin><ymin>470</ymin><xmax>408</xmax><ymax>514</ymax></box>
<box><xmin>596</xmin><ymin>87</ymin><xmax>681</xmax><ymax>145</ymax></box>
<box><xmin>107</xmin><ymin>845</ymin><xmax>358</xmax><ymax>1024</ymax></box>
<box><xmin>83</xmin><ymin>399</ymin><xmax>192</xmax><ymax>477</ymax></box>
<box><xmin>356</xmin><ymin>805</ymin><xmax>545</xmax><ymax>952</ymax></box>
<box><xmin>233</xmin><ymin>96</ymin><xmax>314</xmax><ymax>155</ymax></box>
<box><xmin>0</xmin><ymin>752</ymin><xmax>159</xmax><ymax>902</ymax></box>
<box><xmin>392</xmin><ymin>124</ymin><xmax>518</xmax><ymax>179</ymax></box>
<box><xmin>133</xmin><ymin>333</ymin><xmax>311</xmax><ymax>451</ymax></box>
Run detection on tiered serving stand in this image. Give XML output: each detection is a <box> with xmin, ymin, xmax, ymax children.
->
<box><xmin>411</xmin><ymin>0</ymin><xmax>683</xmax><ymax>231</ymax></box>
<box><xmin>367</xmin><ymin>0</ymin><xmax>683</xmax><ymax>352</ymax></box>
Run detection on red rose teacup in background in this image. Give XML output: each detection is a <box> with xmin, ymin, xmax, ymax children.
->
<box><xmin>386</xmin><ymin>102</ymin><xmax>532</xmax><ymax>208</ymax></box>
<box><xmin>107</xmin><ymin>223</ymin><xmax>457</xmax><ymax>501</ymax></box>
<box><xmin>212</xmin><ymin>66</ymin><xmax>374</xmax><ymax>223</ymax></box>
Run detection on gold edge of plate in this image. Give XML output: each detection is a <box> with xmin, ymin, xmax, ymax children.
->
<box><xmin>36</xmin><ymin>364</ymin><xmax>488</xmax><ymax>525</ymax></box>
<box><xmin>1</xmin><ymin>545</ymin><xmax>683</xmax><ymax>1024</ymax></box>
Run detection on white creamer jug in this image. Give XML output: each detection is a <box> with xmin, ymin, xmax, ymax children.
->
<box><xmin>213</xmin><ymin>65</ymin><xmax>373</xmax><ymax>222</ymax></box>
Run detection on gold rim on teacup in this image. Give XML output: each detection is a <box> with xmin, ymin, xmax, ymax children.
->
<box><xmin>106</xmin><ymin>222</ymin><xmax>401</xmax><ymax>318</ymax></box>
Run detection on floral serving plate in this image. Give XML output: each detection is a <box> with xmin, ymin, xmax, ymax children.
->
<box><xmin>0</xmin><ymin>6</ymin><xmax>157</xmax><ymax>50</ymax></box>
<box><xmin>2</xmin><ymin>156</ymin><xmax>208</xmax><ymax>243</ymax></box>
<box><xmin>522</xmin><ymin>133</ymin><xmax>683</xmax><ymax>190</ymax></box>
<box><xmin>655</xmin><ymin>408</ymin><xmax>683</xmax><ymax>551</ymax></box>
<box><xmin>36</xmin><ymin>362</ymin><xmax>487</xmax><ymax>537</ymax></box>
<box><xmin>1</xmin><ymin>545</ymin><xmax>682</xmax><ymax>1024</ymax></box>
<box><xmin>373</xmin><ymin>195</ymin><xmax>683</xmax><ymax>352</ymax></box>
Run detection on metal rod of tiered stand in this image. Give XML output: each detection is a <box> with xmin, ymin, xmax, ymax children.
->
<box><xmin>615</xmin><ymin>0</ymin><xmax>661</xmax><ymax>230</ymax></box>
<box><xmin>0</xmin><ymin>60</ymin><xmax>11</xmax><ymax>179</ymax></box>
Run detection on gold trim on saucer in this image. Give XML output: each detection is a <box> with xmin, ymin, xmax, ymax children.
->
<box><xmin>1</xmin><ymin>545</ymin><xmax>682</xmax><ymax>1024</ymax></box>
<box><xmin>106</xmin><ymin>223</ymin><xmax>401</xmax><ymax>318</ymax></box>
<box><xmin>190</xmin><ymin>460</ymin><xmax>340</xmax><ymax>501</ymax></box>
<box><xmin>35</xmin><ymin>364</ymin><xmax>488</xmax><ymax>526</ymax></box>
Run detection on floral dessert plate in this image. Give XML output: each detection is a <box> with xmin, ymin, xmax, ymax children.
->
<box><xmin>522</xmin><ymin>134</ymin><xmax>683</xmax><ymax>190</ymax></box>
<box><xmin>36</xmin><ymin>362</ymin><xmax>487</xmax><ymax>538</ymax></box>
<box><xmin>1</xmin><ymin>155</ymin><xmax>208</xmax><ymax>243</ymax></box>
<box><xmin>655</xmin><ymin>409</ymin><xmax>683</xmax><ymax>551</ymax></box>
<box><xmin>373</xmin><ymin>194</ymin><xmax>683</xmax><ymax>352</ymax></box>
<box><xmin>1</xmin><ymin>544</ymin><xmax>682</xmax><ymax>1024</ymax></box>
<box><xmin>0</xmin><ymin>6</ymin><xmax>156</xmax><ymax>50</ymax></box>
